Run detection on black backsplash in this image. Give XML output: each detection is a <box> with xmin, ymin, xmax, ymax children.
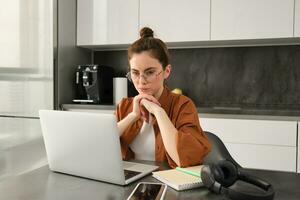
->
<box><xmin>94</xmin><ymin>45</ymin><xmax>300</xmax><ymax>115</ymax></box>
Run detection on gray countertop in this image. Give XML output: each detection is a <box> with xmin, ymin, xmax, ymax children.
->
<box><xmin>0</xmin><ymin>162</ymin><xmax>221</xmax><ymax>200</ymax></box>
<box><xmin>1</xmin><ymin>163</ymin><xmax>300</xmax><ymax>200</ymax></box>
<box><xmin>61</xmin><ymin>104</ymin><xmax>300</xmax><ymax>121</ymax></box>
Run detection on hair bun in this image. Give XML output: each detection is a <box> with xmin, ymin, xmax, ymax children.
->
<box><xmin>140</xmin><ymin>27</ymin><xmax>154</xmax><ymax>38</ymax></box>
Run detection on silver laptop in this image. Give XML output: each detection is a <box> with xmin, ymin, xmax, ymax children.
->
<box><xmin>39</xmin><ymin>110</ymin><xmax>159</xmax><ymax>185</ymax></box>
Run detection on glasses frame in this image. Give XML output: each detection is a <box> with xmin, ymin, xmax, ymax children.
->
<box><xmin>126</xmin><ymin>70</ymin><xmax>163</xmax><ymax>83</ymax></box>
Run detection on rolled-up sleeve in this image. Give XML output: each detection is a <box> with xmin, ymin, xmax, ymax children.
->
<box><xmin>166</xmin><ymin>99</ymin><xmax>211</xmax><ymax>168</ymax></box>
<box><xmin>115</xmin><ymin>98</ymin><xmax>125</xmax><ymax>122</ymax></box>
<box><xmin>114</xmin><ymin>98</ymin><xmax>134</xmax><ymax>160</ymax></box>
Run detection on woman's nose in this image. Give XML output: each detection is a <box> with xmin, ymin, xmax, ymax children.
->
<box><xmin>138</xmin><ymin>75</ymin><xmax>147</xmax><ymax>84</ymax></box>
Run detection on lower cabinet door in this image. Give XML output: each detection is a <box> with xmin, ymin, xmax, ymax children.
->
<box><xmin>199</xmin><ymin>117</ymin><xmax>297</xmax><ymax>172</ymax></box>
<box><xmin>225</xmin><ymin>143</ymin><xmax>297</xmax><ymax>172</ymax></box>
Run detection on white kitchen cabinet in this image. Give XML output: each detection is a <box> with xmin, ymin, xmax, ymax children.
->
<box><xmin>200</xmin><ymin>117</ymin><xmax>297</xmax><ymax>172</ymax></box>
<box><xmin>200</xmin><ymin>118</ymin><xmax>296</xmax><ymax>146</ymax></box>
<box><xmin>225</xmin><ymin>143</ymin><xmax>296</xmax><ymax>172</ymax></box>
<box><xmin>211</xmin><ymin>0</ymin><xmax>294</xmax><ymax>40</ymax></box>
<box><xmin>139</xmin><ymin>0</ymin><xmax>210</xmax><ymax>42</ymax></box>
<box><xmin>295</xmin><ymin>0</ymin><xmax>300</xmax><ymax>37</ymax></box>
<box><xmin>77</xmin><ymin>0</ymin><xmax>139</xmax><ymax>46</ymax></box>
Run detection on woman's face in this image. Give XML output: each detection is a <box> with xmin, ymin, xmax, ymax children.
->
<box><xmin>129</xmin><ymin>51</ymin><xmax>171</xmax><ymax>98</ymax></box>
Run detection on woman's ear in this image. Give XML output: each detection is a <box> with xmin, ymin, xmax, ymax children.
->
<box><xmin>164</xmin><ymin>64</ymin><xmax>172</xmax><ymax>79</ymax></box>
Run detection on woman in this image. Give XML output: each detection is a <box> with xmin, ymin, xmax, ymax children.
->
<box><xmin>116</xmin><ymin>27</ymin><xmax>211</xmax><ymax>168</ymax></box>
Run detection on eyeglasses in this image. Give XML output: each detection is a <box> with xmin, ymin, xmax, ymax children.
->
<box><xmin>126</xmin><ymin>70</ymin><xmax>163</xmax><ymax>83</ymax></box>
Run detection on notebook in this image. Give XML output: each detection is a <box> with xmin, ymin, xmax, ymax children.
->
<box><xmin>152</xmin><ymin>165</ymin><xmax>203</xmax><ymax>191</ymax></box>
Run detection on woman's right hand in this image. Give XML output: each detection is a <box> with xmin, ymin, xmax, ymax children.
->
<box><xmin>131</xmin><ymin>94</ymin><xmax>161</xmax><ymax>121</ymax></box>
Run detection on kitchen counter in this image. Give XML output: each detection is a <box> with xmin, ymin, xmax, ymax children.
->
<box><xmin>61</xmin><ymin>104</ymin><xmax>300</xmax><ymax>121</ymax></box>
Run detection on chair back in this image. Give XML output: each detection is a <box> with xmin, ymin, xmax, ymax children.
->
<box><xmin>203</xmin><ymin>131</ymin><xmax>241</xmax><ymax>168</ymax></box>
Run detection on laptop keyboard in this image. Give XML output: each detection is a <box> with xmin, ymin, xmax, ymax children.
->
<box><xmin>124</xmin><ymin>169</ymin><xmax>141</xmax><ymax>180</ymax></box>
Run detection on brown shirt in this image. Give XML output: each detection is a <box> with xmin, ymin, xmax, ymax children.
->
<box><xmin>115</xmin><ymin>87</ymin><xmax>211</xmax><ymax>168</ymax></box>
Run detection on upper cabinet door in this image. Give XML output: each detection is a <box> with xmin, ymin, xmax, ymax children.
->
<box><xmin>211</xmin><ymin>0</ymin><xmax>294</xmax><ymax>40</ymax></box>
<box><xmin>139</xmin><ymin>0</ymin><xmax>210</xmax><ymax>42</ymax></box>
<box><xmin>77</xmin><ymin>0</ymin><xmax>139</xmax><ymax>45</ymax></box>
<box><xmin>295</xmin><ymin>0</ymin><xmax>300</xmax><ymax>37</ymax></box>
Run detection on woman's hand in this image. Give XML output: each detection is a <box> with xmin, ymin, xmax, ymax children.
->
<box><xmin>140</xmin><ymin>98</ymin><xmax>162</xmax><ymax>116</ymax></box>
<box><xmin>131</xmin><ymin>94</ymin><xmax>160</xmax><ymax>122</ymax></box>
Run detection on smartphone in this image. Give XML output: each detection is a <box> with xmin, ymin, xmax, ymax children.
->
<box><xmin>126</xmin><ymin>182</ymin><xmax>167</xmax><ymax>200</ymax></box>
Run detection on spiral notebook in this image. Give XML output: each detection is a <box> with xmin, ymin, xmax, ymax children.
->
<box><xmin>152</xmin><ymin>165</ymin><xmax>203</xmax><ymax>191</ymax></box>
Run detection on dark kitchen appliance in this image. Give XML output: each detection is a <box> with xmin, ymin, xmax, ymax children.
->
<box><xmin>73</xmin><ymin>64</ymin><xmax>114</xmax><ymax>104</ymax></box>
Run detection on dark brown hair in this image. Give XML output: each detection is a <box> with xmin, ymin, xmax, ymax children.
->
<box><xmin>127</xmin><ymin>27</ymin><xmax>170</xmax><ymax>69</ymax></box>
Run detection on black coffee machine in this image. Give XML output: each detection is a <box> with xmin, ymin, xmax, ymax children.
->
<box><xmin>73</xmin><ymin>64</ymin><xmax>114</xmax><ymax>104</ymax></box>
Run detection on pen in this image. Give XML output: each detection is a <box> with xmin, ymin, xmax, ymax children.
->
<box><xmin>175</xmin><ymin>167</ymin><xmax>201</xmax><ymax>178</ymax></box>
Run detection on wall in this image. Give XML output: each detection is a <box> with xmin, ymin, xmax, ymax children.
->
<box><xmin>55</xmin><ymin>0</ymin><xmax>91</xmax><ymax>108</ymax></box>
<box><xmin>94</xmin><ymin>45</ymin><xmax>300</xmax><ymax>115</ymax></box>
